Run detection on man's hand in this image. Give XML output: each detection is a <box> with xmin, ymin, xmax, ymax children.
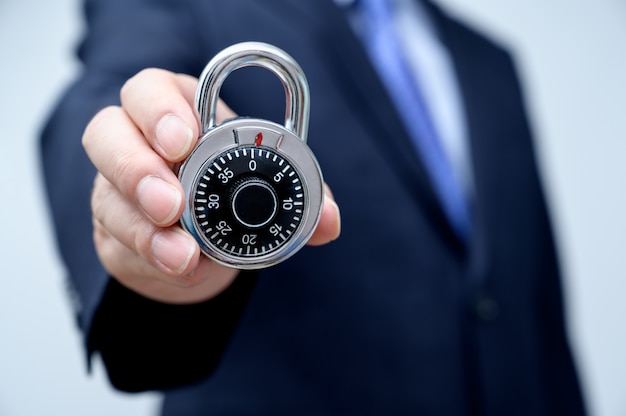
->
<box><xmin>82</xmin><ymin>68</ymin><xmax>341</xmax><ymax>304</ymax></box>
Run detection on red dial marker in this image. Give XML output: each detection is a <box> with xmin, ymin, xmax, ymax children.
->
<box><xmin>255</xmin><ymin>132</ymin><xmax>263</xmax><ymax>146</ymax></box>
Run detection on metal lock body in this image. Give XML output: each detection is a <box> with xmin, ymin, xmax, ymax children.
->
<box><xmin>179</xmin><ymin>42</ymin><xmax>324</xmax><ymax>269</ymax></box>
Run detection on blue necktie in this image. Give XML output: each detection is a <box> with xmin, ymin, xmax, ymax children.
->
<box><xmin>359</xmin><ymin>0</ymin><xmax>471</xmax><ymax>240</ymax></box>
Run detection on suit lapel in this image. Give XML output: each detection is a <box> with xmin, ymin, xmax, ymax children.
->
<box><xmin>315</xmin><ymin>0</ymin><xmax>466</xmax><ymax>254</ymax></box>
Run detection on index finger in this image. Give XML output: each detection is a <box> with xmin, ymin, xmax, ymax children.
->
<box><xmin>120</xmin><ymin>69</ymin><xmax>200</xmax><ymax>163</ymax></box>
<box><xmin>121</xmin><ymin>69</ymin><xmax>237</xmax><ymax>162</ymax></box>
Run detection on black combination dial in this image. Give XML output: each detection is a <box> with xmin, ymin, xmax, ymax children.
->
<box><xmin>192</xmin><ymin>145</ymin><xmax>306</xmax><ymax>259</ymax></box>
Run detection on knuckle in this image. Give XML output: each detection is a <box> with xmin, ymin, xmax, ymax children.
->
<box><xmin>172</xmin><ymin>275</ymin><xmax>200</xmax><ymax>288</ymax></box>
<box><xmin>92</xmin><ymin>217</ymin><xmax>106</xmax><ymax>249</ymax></box>
<box><xmin>121</xmin><ymin>68</ymin><xmax>157</xmax><ymax>98</ymax></box>
<box><xmin>121</xmin><ymin>67</ymin><xmax>169</xmax><ymax>104</ymax></box>
<box><xmin>82</xmin><ymin>106</ymin><xmax>120</xmax><ymax>151</ymax></box>
<box><xmin>121</xmin><ymin>68</ymin><xmax>186</xmax><ymax>130</ymax></box>
<box><xmin>92</xmin><ymin>217</ymin><xmax>116</xmax><ymax>264</ymax></box>
<box><xmin>110</xmin><ymin>147</ymin><xmax>139</xmax><ymax>192</ymax></box>
<box><xmin>133</xmin><ymin>217</ymin><xmax>159</xmax><ymax>261</ymax></box>
<box><xmin>90</xmin><ymin>173</ymin><xmax>114</xmax><ymax>225</ymax></box>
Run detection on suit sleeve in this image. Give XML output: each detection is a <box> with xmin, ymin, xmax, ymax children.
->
<box><xmin>39</xmin><ymin>0</ymin><xmax>253</xmax><ymax>392</ymax></box>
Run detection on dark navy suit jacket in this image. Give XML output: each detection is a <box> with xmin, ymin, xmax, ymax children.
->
<box><xmin>41</xmin><ymin>0</ymin><xmax>586</xmax><ymax>414</ymax></box>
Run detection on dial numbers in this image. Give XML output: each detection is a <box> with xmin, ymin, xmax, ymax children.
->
<box><xmin>192</xmin><ymin>145</ymin><xmax>306</xmax><ymax>258</ymax></box>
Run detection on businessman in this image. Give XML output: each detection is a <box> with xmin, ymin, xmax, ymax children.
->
<box><xmin>41</xmin><ymin>0</ymin><xmax>586</xmax><ymax>414</ymax></box>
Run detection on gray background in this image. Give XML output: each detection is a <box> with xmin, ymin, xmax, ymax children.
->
<box><xmin>1</xmin><ymin>0</ymin><xmax>624</xmax><ymax>415</ymax></box>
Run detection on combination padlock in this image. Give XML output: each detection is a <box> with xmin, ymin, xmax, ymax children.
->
<box><xmin>179</xmin><ymin>42</ymin><xmax>324</xmax><ymax>269</ymax></box>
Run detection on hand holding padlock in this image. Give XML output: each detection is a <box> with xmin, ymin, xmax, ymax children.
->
<box><xmin>83</xmin><ymin>43</ymin><xmax>338</xmax><ymax>302</ymax></box>
<box><xmin>179</xmin><ymin>42</ymin><xmax>324</xmax><ymax>269</ymax></box>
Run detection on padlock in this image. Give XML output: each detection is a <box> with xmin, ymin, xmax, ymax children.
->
<box><xmin>179</xmin><ymin>42</ymin><xmax>324</xmax><ymax>269</ymax></box>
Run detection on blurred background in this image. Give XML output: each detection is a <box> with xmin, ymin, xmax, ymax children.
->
<box><xmin>0</xmin><ymin>0</ymin><xmax>624</xmax><ymax>415</ymax></box>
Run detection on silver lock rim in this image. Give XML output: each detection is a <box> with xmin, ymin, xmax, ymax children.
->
<box><xmin>179</xmin><ymin>119</ymin><xmax>324</xmax><ymax>269</ymax></box>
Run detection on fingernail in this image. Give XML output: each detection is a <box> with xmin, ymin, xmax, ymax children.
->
<box><xmin>136</xmin><ymin>176</ymin><xmax>181</xmax><ymax>225</ymax></box>
<box><xmin>155</xmin><ymin>115</ymin><xmax>194</xmax><ymax>160</ymax></box>
<box><xmin>151</xmin><ymin>229</ymin><xmax>196</xmax><ymax>274</ymax></box>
